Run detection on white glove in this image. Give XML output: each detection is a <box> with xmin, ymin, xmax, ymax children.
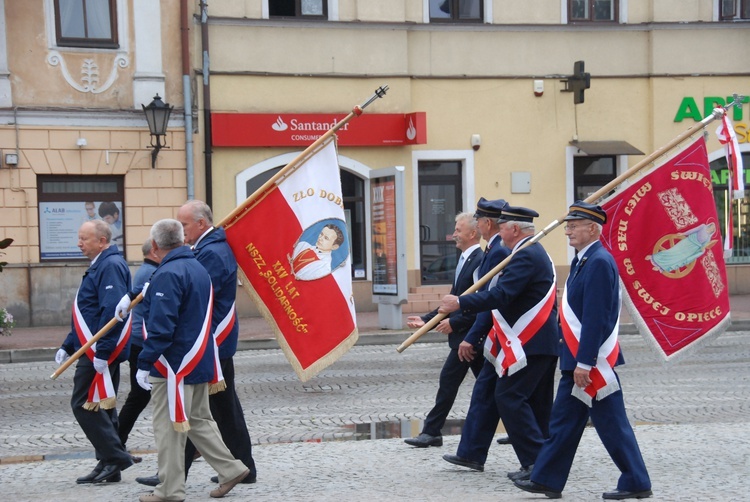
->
<box><xmin>142</xmin><ymin>282</ymin><xmax>150</xmax><ymax>297</ymax></box>
<box><xmin>115</xmin><ymin>293</ymin><xmax>131</xmax><ymax>321</ymax></box>
<box><xmin>93</xmin><ymin>357</ymin><xmax>108</xmax><ymax>374</ymax></box>
<box><xmin>55</xmin><ymin>348</ymin><xmax>70</xmax><ymax>365</ymax></box>
<box><xmin>136</xmin><ymin>369</ymin><xmax>152</xmax><ymax>391</ymax></box>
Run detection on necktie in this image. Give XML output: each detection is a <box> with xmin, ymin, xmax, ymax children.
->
<box><xmin>454</xmin><ymin>254</ymin><xmax>465</xmax><ymax>286</ymax></box>
<box><xmin>568</xmin><ymin>256</ymin><xmax>579</xmax><ymax>285</ymax></box>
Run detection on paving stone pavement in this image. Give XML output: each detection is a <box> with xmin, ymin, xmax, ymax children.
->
<box><xmin>1</xmin><ymin>331</ymin><xmax>749</xmax><ymax>501</ymax></box>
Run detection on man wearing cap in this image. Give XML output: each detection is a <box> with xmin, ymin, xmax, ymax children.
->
<box><xmin>440</xmin><ymin>204</ymin><xmax>558</xmax><ymax>481</ymax></box>
<box><xmin>403</xmin><ymin>212</ymin><xmax>484</xmax><ymax>448</ymax></box>
<box><xmin>514</xmin><ymin>201</ymin><xmax>651</xmax><ymax>500</ymax></box>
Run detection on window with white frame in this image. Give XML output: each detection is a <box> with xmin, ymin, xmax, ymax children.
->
<box><xmin>429</xmin><ymin>0</ymin><xmax>483</xmax><ymax>23</ymax></box>
<box><xmin>720</xmin><ymin>0</ymin><xmax>750</xmax><ymax>19</ymax></box>
<box><xmin>269</xmin><ymin>0</ymin><xmax>328</xmax><ymax>19</ymax></box>
<box><xmin>53</xmin><ymin>0</ymin><xmax>118</xmax><ymax>49</ymax></box>
<box><xmin>568</xmin><ymin>0</ymin><xmax>618</xmax><ymax>22</ymax></box>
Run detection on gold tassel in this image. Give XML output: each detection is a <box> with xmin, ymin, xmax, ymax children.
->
<box><xmin>208</xmin><ymin>380</ymin><xmax>227</xmax><ymax>395</ymax></box>
<box><xmin>82</xmin><ymin>401</ymin><xmax>100</xmax><ymax>412</ymax></box>
<box><xmin>173</xmin><ymin>420</ymin><xmax>191</xmax><ymax>433</ymax></box>
<box><xmin>99</xmin><ymin>396</ymin><xmax>117</xmax><ymax>410</ymax></box>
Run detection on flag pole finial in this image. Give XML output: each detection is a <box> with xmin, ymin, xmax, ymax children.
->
<box><xmin>354</xmin><ymin>85</ymin><xmax>389</xmax><ymax>115</ymax></box>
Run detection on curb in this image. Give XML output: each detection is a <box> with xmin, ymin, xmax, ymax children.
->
<box><xmin>3</xmin><ymin>321</ymin><xmax>749</xmax><ymax>364</ymax></box>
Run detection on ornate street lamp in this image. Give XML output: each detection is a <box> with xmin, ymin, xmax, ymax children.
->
<box><xmin>142</xmin><ymin>94</ymin><xmax>173</xmax><ymax>168</ymax></box>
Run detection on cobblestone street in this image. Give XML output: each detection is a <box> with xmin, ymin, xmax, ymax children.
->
<box><xmin>1</xmin><ymin>332</ymin><xmax>749</xmax><ymax>501</ymax></box>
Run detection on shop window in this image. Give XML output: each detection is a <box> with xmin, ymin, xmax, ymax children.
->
<box><xmin>244</xmin><ymin>167</ymin><xmax>366</xmax><ymax>279</ymax></box>
<box><xmin>720</xmin><ymin>0</ymin><xmax>750</xmax><ymax>20</ymax></box>
<box><xmin>711</xmin><ymin>152</ymin><xmax>750</xmax><ymax>263</ymax></box>
<box><xmin>568</xmin><ymin>0</ymin><xmax>618</xmax><ymax>22</ymax></box>
<box><xmin>269</xmin><ymin>0</ymin><xmax>328</xmax><ymax>19</ymax></box>
<box><xmin>54</xmin><ymin>0</ymin><xmax>118</xmax><ymax>49</ymax></box>
<box><xmin>37</xmin><ymin>175</ymin><xmax>125</xmax><ymax>260</ymax></box>
<box><xmin>573</xmin><ymin>155</ymin><xmax>616</xmax><ymax>201</ymax></box>
<box><xmin>429</xmin><ymin>0</ymin><xmax>483</xmax><ymax>22</ymax></box>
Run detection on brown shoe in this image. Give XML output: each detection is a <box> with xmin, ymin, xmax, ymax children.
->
<box><xmin>209</xmin><ymin>469</ymin><xmax>250</xmax><ymax>498</ymax></box>
<box><xmin>139</xmin><ymin>494</ymin><xmax>183</xmax><ymax>502</ymax></box>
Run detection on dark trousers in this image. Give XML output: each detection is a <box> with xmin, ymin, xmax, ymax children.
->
<box><xmin>422</xmin><ymin>348</ymin><xmax>484</xmax><ymax>437</ymax></box>
<box><xmin>457</xmin><ymin>355</ymin><xmax>557</xmax><ymax>467</ymax></box>
<box><xmin>117</xmin><ymin>344</ymin><xmax>152</xmax><ymax>447</ymax></box>
<box><xmin>531</xmin><ymin>371</ymin><xmax>652</xmax><ymax>493</ymax></box>
<box><xmin>71</xmin><ymin>361</ymin><xmax>131</xmax><ymax>467</ymax></box>
<box><xmin>184</xmin><ymin>356</ymin><xmax>256</xmax><ymax>477</ymax></box>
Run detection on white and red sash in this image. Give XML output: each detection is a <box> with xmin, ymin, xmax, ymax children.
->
<box><xmin>559</xmin><ymin>284</ymin><xmax>621</xmax><ymax>407</ymax></box>
<box><xmin>148</xmin><ymin>287</ymin><xmax>214</xmax><ymax>432</ymax></box>
<box><xmin>208</xmin><ymin>301</ymin><xmax>236</xmax><ymax>393</ymax></box>
<box><xmin>72</xmin><ymin>291</ymin><xmax>132</xmax><ymax>411</ymax></box>
<box><xmin>483</xmin><ymin>255</ymin><xmax>556</xmax><ymax>378</ymax></box>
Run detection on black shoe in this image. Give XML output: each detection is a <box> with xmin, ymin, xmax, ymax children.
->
<box><xmin>91</xmin><ymin>464</ymin><xmax>121</xmax><ymax>484</ymax></box>
<box><xmin>513</xmin><ymin>479</ymin><xmax>562</xmax><ymax>499</ymax></box>
<box><xmin>136</xmin><ymin>474</ymin><xmax>161</xmax><ymax>487</ymax></box>
<box><xmin>210</xmin><ymin>472</ymin><xmax>256</xmax><ymax>484</ymax></box>
<box><xmin>130</xmin><ymin>454</ymin><xmax>143</xmax><ymax>464</ymax></box>
<box><xmin>404</xmin><ymin>433</ymin><xmax>443</xmax><ymax>448</ymax></box>
<box><xmin>442</xmin><ymin>454</ymin><xmax>484</xmax><ymax>472</ymax></box>
<box><xmin>507</xmin><ymin>465</ymin><xmax>533</xmax><ymax>481</ymax></box>
<box><xmin>76</xmin><ymin>461</ymin><xmax>104</xmax><ymax>484</ymax></box>
<box><xmin>602</xmin><ymin>489</ymin><xmax>653</xmax><ymax>500</ymax></box>
<box><xmin>496</xmin><ymin>435</ymin><xmax>511</xmax><ymax>445</ymax></box>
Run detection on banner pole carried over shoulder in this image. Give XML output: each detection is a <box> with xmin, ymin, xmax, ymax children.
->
<box><xmin>218</xmin><ymin>85</ymin><xmax>389</xmax><ymax>230</ymax></box>
<box><xmin>397</xmin><ymin>103</ymin><xmax>737</xmax><ymax>353</ymax></box>
<box><xmin>50</xmin><ymin>294</ymin><xmax>143</xmax><ymax>380</ymax></box>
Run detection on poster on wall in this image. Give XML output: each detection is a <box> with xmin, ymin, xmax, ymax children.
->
<box><xmin>39</xmin><ymin>201</ymin><xmax>124</xmax><ymax>260</ymax></box>
<box><xmin>371</xmin><ymin>176</ymin><xmax>398</xmax><ymax>295</ymax></box>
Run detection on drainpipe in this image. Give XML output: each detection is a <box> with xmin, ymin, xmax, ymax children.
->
<box><xmin>200</xmin><ymin>0</ymin><xmax>213</xmax><ymax>208</ymax></box>
<box><xmin>181</xmin><ymin>0</ymin><xmax>194</xmax><ymax>200</ymax></box>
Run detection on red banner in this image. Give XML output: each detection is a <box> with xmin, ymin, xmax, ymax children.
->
<box><xmin>600</xmin><ymin>138</ymin><xmax>730</xmax><ymax>360</ymax></box>
<box><xmin>223</xmin><ymin>137</ymin><xmax>358</xmax><ymax>381</ymax></box>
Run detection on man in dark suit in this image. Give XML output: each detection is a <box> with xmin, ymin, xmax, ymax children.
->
<box><xmin>514</xmin><ymin>202</ymin><xmax>652</xmax><ymax>500</ymax></box>
<box><xmin>404</xmin><ymin>211</ymin><xmax>484</xmax><ymax>447</ymax></box>
<box><xmin>440</xmin><ymin>204</ymin><xmax>558</xmax><ymax>480</ymax></box>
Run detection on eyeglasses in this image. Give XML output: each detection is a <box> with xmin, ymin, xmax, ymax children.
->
<box><xmin>564</xmin><ymin>222</ymin><xmax>592</xmax><ymax>231</ymax></box>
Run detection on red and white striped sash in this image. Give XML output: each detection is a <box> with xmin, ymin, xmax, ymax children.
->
<box><xmin>483</xmin><ymin>258</ymin><xmax>556</xmax><ymax>378</ymax></box>
<box><xmin>209</xmin><ymin>301</ymin><xmax>236</xmax><ymax>392</ymax></box>
<box><xmin>148</xmin><ymin>287</ymin><xmax>214</xmax><ymax>431</ymax></box>
<box><xmin>559</xmin><ymin>284</ymin><xmax>621</xmax><ymax>407</ymax></box>
<box><xmin>72</xmin><ymin>291</ymin><xmax>132</xmax><ymax>411</ymax></box>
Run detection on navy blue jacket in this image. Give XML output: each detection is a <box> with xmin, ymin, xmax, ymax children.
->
<box><xmin>62</xmin><ymin>246</ymin><xmax>131</xmax><ymax>362</ymax></box>
<box><xmin>422</xmin><ymin>246</ymin><xmax>483</xmax><ymax>349</ymax></box>
<box><xmin>193</xmin><ymin>227</ymin><xmax>239</xmax><ymax>359</ymax></box>
<box><xmin>560</xmin><ymin>240</ymin><xmax>625</xmax><ymax>370</ymax></box>
<box><xmin>460</xmin><ymin>238</ymin><xmax>559</xmax><ymax>357</ymax></box>
<box><xmin>138</xmin><ymin>246</ymin><xmax>216</xmax><ymax>385</ymax></box>
<box><xmin>462</xmin><ymin>236</ymin><xmax>511</xmax><ymax>348</ymax></box>
<box><xmin>129</xmin><ymin>259</ymin><xmax>158</xmax><ymax>348</ymax></box>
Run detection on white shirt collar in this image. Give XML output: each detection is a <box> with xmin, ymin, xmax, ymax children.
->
<box><xmin>193</xmin><ymin>227</ymin><xmax>214</xmax><ymax>248</ymax></box>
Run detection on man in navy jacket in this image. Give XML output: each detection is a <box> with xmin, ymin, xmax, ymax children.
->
<box><xmin>440</xmin><ymin>205</ymin><xmax>558</xmax><ymax>480</ymax></box>
<box><xmin>404</xmin><ymin>212</ymin><xmax>484</xmax><ymax>448</ymax></box>
<box><xmin>514</xmin><ymin>202</ymin><xmax>651</xmax><ymax>500</ymax></box>
<box><xmin>177</xmin><ymin>200</ymin><xmax>256</xmax><ymax>485</ymax></box>
<box><xmin>136</xmin><ymin>219</ymin><xmax>249</xmax><ymax>502</ymax></box>
<box><xmin>56</xmin><ymin>220</ymin><xmax>134</xmax><ymax>484</ymax></box>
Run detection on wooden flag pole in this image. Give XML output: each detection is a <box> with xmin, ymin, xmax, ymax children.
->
<box><xmin>397</xmin><ymin>105</ymin><xmax>732</xmax><ymax>353</ymax></box>
<box><xmin>217</xmin><ymin>85</ymin><xmax>389</xmax><ymax>230</ymax></box>
<box><xmin>50</xmin><ymin>294</ymin><xmax>143</xmax><ymax>380</ymax></box>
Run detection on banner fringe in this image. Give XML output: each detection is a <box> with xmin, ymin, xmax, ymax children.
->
<box><xmin>237</xmin><ymin>269</ymin><xmax>359</xmax><ymax>382</ymax></box>
<box><xmin>173</xmin><ymin>421</ymin><xmax>190</xmax><ymax>433</ymax></box>
<box><xmin>619</xmin><ymin>278</ymin><xmax>731</xmax><ymax>363</ymax></box>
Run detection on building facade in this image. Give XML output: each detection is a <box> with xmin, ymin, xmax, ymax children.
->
<box><xmin>1</xmin><ymin>0</ymin><xmax>748</xmax><ymax>327</ymax></box>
